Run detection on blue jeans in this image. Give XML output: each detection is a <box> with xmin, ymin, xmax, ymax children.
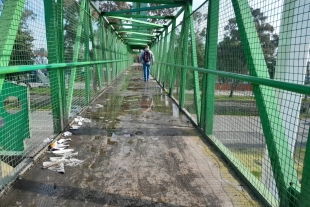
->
<box><xmin>143</xmin><ymin>63</ymin><xmax>151</xmax><ymax>81</ymax></box>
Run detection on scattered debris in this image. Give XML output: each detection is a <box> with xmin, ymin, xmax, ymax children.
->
<box><xmin>42</xmin><ymin>159</ymin><xmax>65</xmax><ymax>169</ymax></box>
<box><xmin>84</xmin><ymin>118</ymin><xmax>91</xmax><ymax>123</ymax></box>
<box><xmin>43</xmin><ymin>138</ymin><xmax>53</xmax><ymax>143</ymax></box>
<box><xmin>44</xmin><ymin>162</ymin><xmax>65</xmax><ymax>174</ymax></box>
<box><xmin>49</xmin><ymin>157</ymin><xmax>83</xmax><ymax>167</ymax></box>
<box><xmin>52</xmin><ymin>149</ymin><xmax>74</xmax><ymax>155</ymax></box>
<box><xmin>62</xmin><ymin>131</ymin><xmax>72</xmax><ymax>136</ymax></box>
<box><xmin>57</xmin><ymin>138</ymin><xmax>71</xmax><ymax>144</ymax></box>
<box><xmin>49</xmin><ymin>142</ymin><xmax>69</xmax><ymax>150</ymax></box>
<box><xmin>74</xmin><ymin>116</ymin><xmax>84</xmax><ymax>122</ymax></box>
<box><xmin>43</xmin><ymin>129</ymin><xmax>82</xmax><ymax>174</ymax></box>
<box><xmin>124</xmin><ymin>134</ymin><xmax>131</xmax><ymax>138</ymax></box>
<box><xmin>107</xmin><ymin>138</ymin><xmax>117</xmax><ymax>145</ymax></box>
<box><xmin>95</xmin><ymin>104</ymin><xmax>103</xmax><ymax>108</ymax></box>
<box><xmin>64</xmin><ymin>158</ymin><xmax>83</xmax><ymax>167</ymax></box>
<box><xmin>70</xmin><ymin>125</ymin><xmax>80</xmax><ymax>129</ymax></box>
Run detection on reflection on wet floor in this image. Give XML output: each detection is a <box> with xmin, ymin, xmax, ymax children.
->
<box><xmin>0</xmin><ymin>67</ymin><xmax>264</xmax><ymax>207</ymax></box>
<box><xmin>83</xmin><ymin>70</ymin><xmax>182</xmax><ymax>128</ymax></box>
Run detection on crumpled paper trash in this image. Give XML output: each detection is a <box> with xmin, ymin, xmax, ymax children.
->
<box><xmin>95</xmin><ymin>104</ymin><xmax>103</xmax><ymax>108</ymax></box>
<box><xmin>62</xmin><ymin>131</ymin><xmax>72</xmax><ymax>136</ymax></box>
<box><xmin>84</xmin><ymin>118</ymin><xmax>91</xmax><ymax>123</ymax></box>
<box><xmin>57</xmin><ymin>138</ymin><xmax>71</xmax><ymax>144</ymax></box>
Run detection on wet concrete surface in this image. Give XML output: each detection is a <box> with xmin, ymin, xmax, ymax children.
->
<box><xmin>0</xmin><ymin>68</ymin><xmax>263</xmax><ymax>206</ymax></box>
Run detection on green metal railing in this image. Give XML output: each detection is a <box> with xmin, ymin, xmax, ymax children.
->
<box><xmin>0</xmin><ymin>0</ymin><xmax>130</xmax><ymax>192</ymax></box>
<box><xmin>0</xmin><ymin>0</ymin><xmax>310</xmax><ymax>206</ymax></box>
<box><xmin>152</xmin><ymin>1</ymin><xmax>310</xmax><ymax>206</ymax></box>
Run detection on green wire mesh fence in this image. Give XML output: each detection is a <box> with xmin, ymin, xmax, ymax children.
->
<box><xmin>1</xmin><ymin>0</ymin><xmax>310</xmax><ymax>206</ymax></box>
<box><xmin>154</xmin><ymin>0</ymin><xmax>310</xmax><ymax>206</ymax></box>
<box><xmin>0</xmin><ymin>0</ymin><xmax>130</xmax><ymax>191</ymax></box>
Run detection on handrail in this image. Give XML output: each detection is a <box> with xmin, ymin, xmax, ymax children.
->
<box><xmin>158</xmin><ymin>62</ymin><xmax>310</xmax><ymax>95</ymax></box>
<box><xmin>0</xmin><ymin>59</ymin><xmax>129</xmax><ymax>75</ymax></box>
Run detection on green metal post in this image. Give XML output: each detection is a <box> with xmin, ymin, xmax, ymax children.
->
<box><xmin>84</xmin><ymin>2</ymin><xmax>90</xmax><ymax>105</ymax></box>
<box><xmin>299</xmin><ymin>129</ymin><xmax>310</xmax><ymax>206</ymax></box>
<box><xmin>188</xmin><ymin>4</ymin><xmax>201</xmax><ymax>123</ymax></box>
<box><xmin>169</xmin><ymin>19</ymin><xmax>177</xmax><ymax>96</ymax></box>
<box><xmin>90</xmin><ymin>13</ymin><xmax>102</xmax><ymax>89</ymax></box>
<box><xmin>115</xmin><ymin>39</ymin><xmax>119</xmax><ymax>77</ymax></box>
<box><xmin>112</xmin><ymin>33</ymin><xmax>117</xmax><ymax>80</ymax></box>
<box><xmin>106</xmin><ymin>26</ymin><xmax>112</xmax><ymax>84</ymax></box>
<box><xmin>179</xmin><ymin>4</ymin><xmax>190</xmax><ymax>108</ymax></box>
<box><xmin>44</xmin><ymin>0</ymin><xmax>64</xmax><ymax>133</ymax></box>
<box><xmin>157</xmin><ymin>36</ymin><xmax>163</xmax><ymax>80</ymax></box>
<box><xmin>56</xmin><ymin>0</ymin><xmax>67</xmax><ymax>126</ymax></box>
<box><xmin>200</xmin><ymin>0</ymin><xmax>219</xmax><ymax>133</ymax></box>
<box><xmin>67</xmin><ymin>0</ymin><xmax>86</xmax><ymax>116</ymax></box>
<box><xmin>160</xmin><ymin>27</ymin><xmax>168</xmax><ymax>86</ymax></box>
<box><xmin>232</xmin><ymin>0</ymin><xmax>299</xmax><ymax>205</ymax></box>
<box><xmin>171</xmin><ymin>12</ymin><xmax>186</xmax><ymax>99</ymax></box>
<box><xmin>0</xmin><ymin>0</ymin><xmax>26</xmax><ymax>90</ymax></box>
<box><xmin>99</xmin><ymin>17</ymin><xmax>106</xmax><ymax>86</ymax></box>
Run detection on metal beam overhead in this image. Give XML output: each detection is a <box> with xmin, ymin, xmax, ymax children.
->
<box><xmin>107</xmin><ymin>16</ymin><xmax>164</xmax><ymax>27</ymax></box>
<box><xmin>102</xmin><ymin>4</ymin><xmax>183</xmax><ymax>15</ymax></box>
<box><xmin>105</xmin><ymin>14</ymin><xmax>174</xmax><ymax>19</ymax></box>
<box><xmin>93</xmin><ymin>0</ymin><xmax>189</xmax><ymax>5</ymax></box>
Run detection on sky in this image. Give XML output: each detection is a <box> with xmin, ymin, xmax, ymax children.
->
<box><xmin>0</xmin><ymin>0</ymin><xmax>285</xmax><ymax>50</ymax></box>
<box><xmin>193</xmin><ymin>0</ymin><xmax>207</xmax><ymax>10</ymax></box>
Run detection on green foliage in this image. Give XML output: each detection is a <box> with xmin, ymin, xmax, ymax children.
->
<box><xmin>6</xmin><ymin>8</ymin><xmax>36</xmax><ymax>84</ymax></box>
<box><xmin>217</xmin><ymin>8</ymin><xmax>278</xmax><ymax>97</ymax></box>
<box><xmin>64</xmin><ymin>0</ymin><xmax>81</xmax><ymax>62</ymax></box>
<box><xmin>149</xmin><ymin>3</ymin><xmax>177</xmax><ymax>25</ymax></box>
<box><xmin>9</xmin><ymin>9</ymin><xmax>35</xmax><ymax>66</ymax></box>
<box><xmin>99</xmin><ymin>1</ymin><xmax>130</xmax><ymax>29</ymax></box>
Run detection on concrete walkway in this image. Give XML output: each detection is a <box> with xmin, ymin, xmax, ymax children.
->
<box><xmin>0</xmin><ymin>68</ymin><xmax>263</xmax><ymax>207</ymax></box>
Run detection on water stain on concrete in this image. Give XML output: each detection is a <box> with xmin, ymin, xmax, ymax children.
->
<box><xmin>0</xmin><ymin>67</ymin><xmax>264</xmax><ymax>207</ymax></box>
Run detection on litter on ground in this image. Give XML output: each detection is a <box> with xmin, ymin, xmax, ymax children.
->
<box><xmin>95</xmin><ymin>104</ymin><xmax>103</xmax><ymax>108</ymax></box>
<box><xmin>62</xmin><ymin>131</ymin><xmax>72</xmax><ymax>136</ymax></box>
<box><xmin>84</xmin><ymin>118</ymin><xmax>91</xmax><ymax>123</ymax></box>
<box><xmin>52</xmin><ymin>149</ymin><xmax>74</xmax><ymax>155</ymax></box>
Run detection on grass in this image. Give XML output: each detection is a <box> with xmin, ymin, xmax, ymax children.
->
<box><xmin>30</xmin><ymin>88</ymin><xmax>86</xmax><ymax>96</ymax></box>
<box><xmin>300</xmin><ymin>114</ymin><xmax>310</xmax><ymax>119</ymax></box>
<box><xmin>294</xmin><ymin>147</ymin><xmax>306</xmax><ymax>181</ymax></box>
<box><xmin>231</xmin><ymin>148</ymin><xmax>263</xmax><ymax>179</ymax></box>
<box><xmin>30</xmin><ymin>87</ymin><xmax>50</xmax><ymax>95</ymax></box>
<box><xmin>215</xmin><ymin>95</ymin><xmax>254</xmax><ymax>102</ymax></box>
<box><xmin>302</xmin><ymin>97</ymin><xmax>310</xmax><ymax>103</ymax></box>
<box><xmin>230</xmin><ymin>147</ymin><xmax>306</xmax><ymax>182</ymax></box>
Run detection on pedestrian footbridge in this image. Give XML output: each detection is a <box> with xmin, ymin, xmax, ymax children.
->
<box><xmin>0</xmin><ymin>1</ymin><xmax>310</xmax><ymax>206</ymax></box>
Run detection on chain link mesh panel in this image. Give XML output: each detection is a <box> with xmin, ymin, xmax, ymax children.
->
<box><xmin>155</xmin><ymin>0</ymin><xmax>310</xmax><ymax>206</ymax></box>
<box><xmin>0</xmin><ymin>0</ymin><xmax>130</xmax><ymax>191</ymax></box>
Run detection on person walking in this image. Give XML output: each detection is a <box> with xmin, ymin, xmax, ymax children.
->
<box><xmin>139</xmin><ymin>45</ymin><xmax>155</xmax><ymax>81</ymax></box>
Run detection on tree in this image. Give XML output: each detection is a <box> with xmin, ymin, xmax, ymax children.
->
<box><xmin>64</xmin><ymin>0</ymin><xmax>82</xmax><ymax>62</ymax></box>
<box><xmin>9</xmin><ymin>8</ymin><xmax>35</xmax><ymax>66</ymax></box>
<box><xmin>6</xmin><ymin>8</ymin><xmax>36</xmax><ymax>86</ymax></box>
<box><xmin>148</xmin><ymin>4</ymin><xmax>177</xmax><ymax>25</ymax></box>
<box><xmin>217</xmin><ymin>8</ymin><xmax>279</xmax><ymax>97</ymax></box>
<box><xmin>99</xmin><ymin>1</ymin><xmax>130</xmax><ymax>29</ymax></box>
